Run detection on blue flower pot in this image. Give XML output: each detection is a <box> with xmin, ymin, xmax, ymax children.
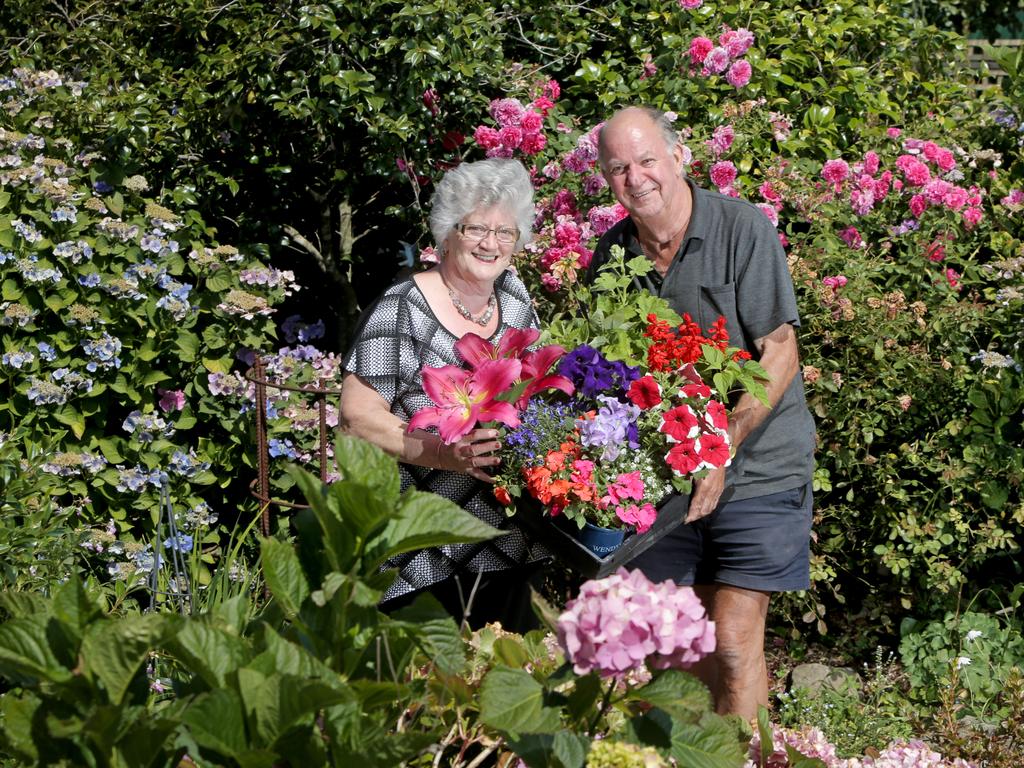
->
<box><xmin>570</xmin><ymin>521</ymin><xmax>626</xmax><ymax>558</ymax></box>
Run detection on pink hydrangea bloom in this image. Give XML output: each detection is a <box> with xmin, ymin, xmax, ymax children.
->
<box><xmin>726</xmin><ymin>59</ymin><xmax>752</xmax><ymax>88</ymax></box>
<box><xmin>158</xmin><ymin>388</ymin><xmax>186</xmax><ymax>413</ymax></box>
<box><xmin>702</xmin><ymin>46</ymin><xmax>731</xmax><ymax>75</ymax></box>
<box><xmin>719</xmin><ymin>27</ymin><xmax>755</xmax><ymax>58</ymax></box>
<box><xmin>557</xmin><ymin>568</ymin><xmax>716</xmax><ymax>677</ymax></box>
<box><xmin>688</xmin><ymin>36</ymin><xmax>714</xmax><ymax>65</ymax></box>
<box><xmin>746</xmin><ymin>724</ymin><xmax>842</xmax><ymax>767</ymax></box>
<box><xmin>709</xmin><ymin>160</ymin><xmax>737</xmax><ymax>189</ymax></box>
<box><xmin>822</xmin><ymin>158</ymin><xmax>850</xmax><ymax>186</ymax></box>
<box><xmin>707</xmin><ymin>124</ymin><xmax>734</xmax><ymax>156</ymax></box>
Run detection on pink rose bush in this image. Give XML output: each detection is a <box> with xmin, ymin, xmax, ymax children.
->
<box><xmin>556</xmin><ymin>567</ymin><xmax>716</xmax><ymax>677</ymax></box>
<box><xmin>688</xmin><ymin>25</ymin><xmax>756</xmax><ymax>89</ymax></box>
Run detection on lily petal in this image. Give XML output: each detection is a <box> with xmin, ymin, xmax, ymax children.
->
<box><xmin>454</xmin><ymin>333</ymin><xmax>496</xmax><ymax>368</ymax></box>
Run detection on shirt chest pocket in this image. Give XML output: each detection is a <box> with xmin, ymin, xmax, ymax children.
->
<box><xmin>698</xmin><ymin>283</ymin><xmax>744</xmax><ymax>348</ymax></box>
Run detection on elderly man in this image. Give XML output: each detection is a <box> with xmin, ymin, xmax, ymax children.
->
<box><xmin>588</xmin><ymin>106</ymin><xmax>816</xmax><ymax>720</ymax></box>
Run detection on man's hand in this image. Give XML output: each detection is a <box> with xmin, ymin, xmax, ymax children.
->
<box><xmin>687</xmin><ymin>465</ymin><xmax>725</xmax><ymax>523</ymax></box>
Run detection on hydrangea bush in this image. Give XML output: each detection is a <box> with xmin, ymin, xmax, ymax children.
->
<box><xmin>0</xmin><ymin>68</ymin><xmax>291</xmax><ymax>587</ymax></box>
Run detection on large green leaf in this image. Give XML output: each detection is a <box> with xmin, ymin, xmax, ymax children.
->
<box><xmin>507</xmin><ymin>731</ymin><xmax>589</xmax><ymax>768</ymax></box>
<box><xmin>627</xmin><ymin>709</ymin><xmax>746</xmax><ymax>768</ymax></box>
<box><xmin>0</xmin><ymin>692</ymin><xmax>41</xmax><ymax>763</ymax></box>
<box><xmin>181</xmin><ymin>688</ymin><xmax>249</xmax><ymax>759</ymax></box>
<box><xmin>82</xmin><ymin>613</ymin><xmax>177</xmax><ymax>706</ymax></box>
<box><xmin>237</xmin><ymin>668</ymin><xmax>349</xmax><ymax>746</ymax></box>
<box><xmin>168</xmin><ymin>621</ymin><xmax>252</xmax><ymax>689</ymax></box>
<box><xmin>627</xmin><ymin>669</ymin><xmax>712</xmax><ymax>722</ymax></box>
<box><xmin>370</xmin><ymin>489</ymin><xmax>503</xmax><ymax>568</ymax></box>
<box><xmin>287</xmin><ymin>465</ymin><xmax>355</xmax><ymax>572</ymax></box>
<box><xmin>390</xmin><ymin>593</ymin><xmax>466</xmax><ymax>675</ymax></box>
<box><xmin>0</xmin><ymin>618</ymin><xmax>73</xmax><ymax>684</ymax></box>
<box><xmin>333</xmin><ymin>433</ymin><xmax>400</xmax><ymax>503</ymax></box>
<box><xmin>479</xmin><ymin>665</ymin><xmax>562</xmax><ymax>735</ymax></box>
<box><xmin>260</xmin><ymin>537</ymin><xmax>310</xmax><ymax>619</ymax></box>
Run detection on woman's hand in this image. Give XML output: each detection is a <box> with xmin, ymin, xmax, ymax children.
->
<box><xmin>437</xmin><ymin>428</ymin><xmax>502</xmax><ymax>483</ymax></box>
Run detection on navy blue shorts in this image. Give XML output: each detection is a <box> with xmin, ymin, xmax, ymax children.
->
<box><xmin>628</xmin><ymin>483</ymin><xmax>813</xmax><ymax>592</ymax></box>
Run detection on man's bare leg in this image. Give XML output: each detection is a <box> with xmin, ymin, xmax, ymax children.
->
<box><xmin>694</xmin><ymin>584</ymin><xmax>771</xmax><ymax>720</ymax></box>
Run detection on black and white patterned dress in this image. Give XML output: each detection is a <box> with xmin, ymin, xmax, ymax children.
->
<box><xmin>343</xmin><ymin>269</ymin><xmax>549</xmax><ymax>603</ymax></box>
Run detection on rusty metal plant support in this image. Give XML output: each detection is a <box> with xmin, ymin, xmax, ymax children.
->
<box><xmin>245</xmin><ymin>355</ymin><xmax>343</xmax><ymax>536</ymax></box>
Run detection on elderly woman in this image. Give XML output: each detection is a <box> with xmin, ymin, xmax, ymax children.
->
<box><xmin>340</xmin><ymin>158</ymin><xmax>547</xmax><ymax>630</ymax></box>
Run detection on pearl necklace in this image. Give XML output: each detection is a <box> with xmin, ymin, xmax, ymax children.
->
<box><xmin>448</xmin><ymin>286</ymin><xmax>495</xmax><ymax>327</ymax></box>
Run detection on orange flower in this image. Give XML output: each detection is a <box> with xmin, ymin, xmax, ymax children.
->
<box><xmin>494</xmin><ymin>486</ymin><xmax>512</xmax><ymax>506</ymax></box>
<box><xmin>545</xmin><ymin>450</ymin><xmax>566</xmax><ymax>471</ymax></box>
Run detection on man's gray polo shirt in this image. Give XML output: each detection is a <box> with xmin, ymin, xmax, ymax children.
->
<box><xmin>588</xmin><ymin>179</ymin><xmax>816</xmax><ymax>502</ymax></box>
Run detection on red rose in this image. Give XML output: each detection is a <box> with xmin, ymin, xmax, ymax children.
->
<box><xmin>494</xmin><ymin>486</ymin><xmax>512</xmax><ymax>506</ymax></box>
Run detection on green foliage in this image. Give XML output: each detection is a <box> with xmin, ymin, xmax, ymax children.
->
<box><xmin>775</xmin><ymin>649</ymin><xmax>916</xmax><ymax>758</ymax></box>
<box><xmin>0</xmin><ymin>435</ymin><xmax>753</xmax><ymax>766</ymax></box>
<box><xmin>900</xmin><ymin>608</ymin><xmax>1024</xmax><ymax>719</ymax></box>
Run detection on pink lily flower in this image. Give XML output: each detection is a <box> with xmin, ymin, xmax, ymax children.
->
<box><xmin>408</xmin><ymin>358</ymin><xmax>523</xmax><ymax>443</ymax></box>
<box><xmin>516</xmin><ymin>344</ymin><xmax>574</xmax><ymax>408</ymax></box>
<box><xmin>455</xmin><ymin>328</ymin><xmax>540</xmax><ymax>368</ymax></box>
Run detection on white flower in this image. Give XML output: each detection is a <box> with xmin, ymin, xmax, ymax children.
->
<box><xmin>954</xmin><ymin>655</ymin><xmax>972</xmax><ymax>669</ymax></box>
<box><xmin>965</xmin><ymin>629</ymin><xmax>983</xmax><ymax>642</ymax></box>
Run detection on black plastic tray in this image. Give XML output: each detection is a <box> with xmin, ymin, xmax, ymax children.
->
<box><xmin>514</xmin><ymin>492</ymin><xmax>690</xmax><ymax>578</ymax></box>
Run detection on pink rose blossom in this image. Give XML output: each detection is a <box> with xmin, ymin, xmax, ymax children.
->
<box><xmin>419</xmin><ymin>245</ymin><xmax>439</xmax><ymax>264</ymax></box>
<box><xmin>709</xmin><ymin>161</ymin><xmax>737</xmax><ymax>190</ymax></box>
<box><xmin>640</xmin><ymin>55</ymin><xmax>658</xmax><ymax>79</ymax></box>
<box><xmin>760</xmin><ymin>181</ymin><xmax>781</xmax><ymax>202</ymax></box>
<box><xmin>909</xmin><ymin>194</ymin><xmax>928</xmax><ymax>218</ymax></box>
<box><xmin>473</xmin><ymin>125</ymin><xmax>501</xmax><ymax>150</ymax></box>
<box><xmin>963</xmin><ymin>206</ymin><xmax>983</xmax><ymax>229</ymax></box>
<box><xmin>489</xmin><ymin>97</ymin><xmax>525</xmax><ymax>127</ymax></box>
<box><xmin>520</xmin><ymin>131</ymin><xmax>547</xmax><ymax>155</ymax></box>
<box><xmin>707</xmin><ymin>124</ymin><xmax>734</xmax><ymax>156</ymax></box>
<box><xmin>702</xmin><ymin>46</ymin><xmax>731</xmax><ymax>75</ymax></box>
<box><xmin>1001</xmin><ymin>188</ymin><xmax>1024</xmax><ymax>206</ymax></box>
<box><xmin>422</xmin><ymin>88</ymin><xmax>439</xmax><ymax>116</ymax></box>
<box><xmin>896</xmin><ymin>154</ymin><xmax>931</xmax><ymax>186</ymax></box>
<box><xmin>726</xmin><ymin>59</ymin><xmax>752</xmax><ymax>88</ymax></box>
<box><xmin>839</xmin><ymin>226</ymin><xmax>863</xmax><ymax>249</ymax></box>
<box><xmin>756</xmin><ymin>203</ymin><xmax>779</xmax><ymax>226</ymax></box>
<box><xmin>719</xmin><ymin>27</ymin><xmax>755</xmax><ymax>58</ymax></box>
<box><xmin>925</xmin><ymin>241</ymin><xmax>945</xmax><ymax>262</ymax></box>
<box><xmin>583</xmin><ymin>173</ymin><xmax>608</xmax><ymax>196</ymax></box>
<box><xmin>498</xmin><ymin>125</ymin><xmax>523</xmax><ymax>149</ymax></box>
<box><xmin>588</xmin><ymin>203</ymin><xmax>629</xmax><ymax>236</ymax></box>
<box><xmin>519</xmin><ymin>110</ymin><xmax>543</xmax><ymax>133</ymax></box>
<box><xmin>850</xmin><ymin>186</ymin><xmax>875</xmax><ymax>216</ymax></box>
<box><xmin>542</xmin><ymin>79</ymin><xmax>560</xmax><ymax>101</ymax></box>
<box><xmin>485</xmin><ymin>146</ymin><xmax>514</xmax><ymax>159</ymax></box>
<box><xmin>688</xmin><ymin>36</ymin><xmax>714</xmax><ymax>65</ymax></box>
<box><xmin>542</xmin><ymin>160</ymin><xmax>562</xmax><ymax>180</ymax></box>
<box><xmin>679</xmin><ymin>0</ymin><xmax>702</xmax><ymax>8</ymax></box>
<box><xmin>531</xmin><ymin>96</ymin><xmax>554</xmax><ymax>116</ymax></box>
<box><xmin>540</xmin><ymin>272</ymin><xmax>562</xmax><ymax>292</ymax></box>
<box><xmin>945</xmin><ymin>267</ymin><xmax>961</xmax><ymax>290</ymax></box>
<box><xmin>822</xmin><ymin>158</ymin><xmax>850</xmax><ymax>186</ymax></box>
<box><xmin>862</xmin><ymin>151</ymin><xmax>880</xmax><ymax>176</ymax></box>
<box><xmin>942</xmin><ymin>186</ymin><xmax>969</xmax><ymax>211</ymax></box>
<box><xmin>887</xmin><ymin>126</ymin><xmax>903</xmax><ymax>139</ymax></box>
